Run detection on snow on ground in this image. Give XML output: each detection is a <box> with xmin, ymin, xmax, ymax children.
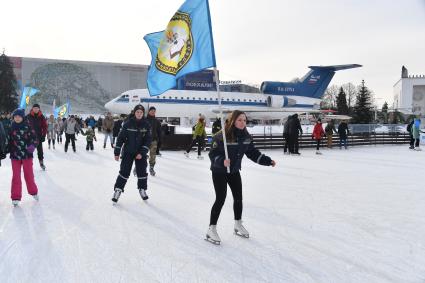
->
<box><xmin>0</xmin><ymin>136</ymin><xmax>424</xmax><ymax>283</ymax></box>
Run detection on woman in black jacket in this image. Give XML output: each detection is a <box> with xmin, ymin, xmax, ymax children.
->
<box><xmin>206</xmin><ymin>110</ymin><xmax>276</xmax><ymax>245</ymax></box>
<box><xmin>112</xmin><ymin>105</ymin><xmax>151</xmax><ymax>204</ymax></box>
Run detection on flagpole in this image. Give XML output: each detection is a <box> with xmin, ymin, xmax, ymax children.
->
<box><xmin>213</xmin><ymin>67</ymin><xmax>230</xmax><ymax>174</ymax></box>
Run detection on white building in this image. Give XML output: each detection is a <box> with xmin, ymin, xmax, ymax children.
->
<box><xmin>393</xmin><ymin>66</ymin><xmax>425</xmax><ymax>115</ymax></box>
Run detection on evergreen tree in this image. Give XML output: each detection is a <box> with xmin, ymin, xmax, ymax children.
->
<box><xmin>352</xmin><ymin>80</ymin><xmax>373</xmax><ymax>123</ymax></box>
<box><xmin>336</xmin><ymin>87</ymin><xmax>349</xmax><ymax>114</ymax></box>
<box><xmin>381</xmin><ymin>101</ymin><xmax>388</xmax><ymax>123</ymax></box>
<box><xmin>0</xmin><ymin>52</ymin><xmax>18</xmax><ymax>112</ymax></box>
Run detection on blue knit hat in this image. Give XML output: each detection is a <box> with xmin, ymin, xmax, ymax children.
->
<box><xmin>12</xmin><ymin>108</ymin><xmax>25</xmax><ymax>118</ymax></box>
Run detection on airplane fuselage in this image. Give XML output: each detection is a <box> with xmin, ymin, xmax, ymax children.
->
<box><xmin>104</xmin><ymin>89</ymin><xmax>321</xmax><ymax>121</ymax></box>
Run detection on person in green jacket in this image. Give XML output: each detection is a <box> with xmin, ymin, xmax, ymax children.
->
<box><xmin>185</xmin><ymin>115</ymin><xmax>207</xmax><ymax>159</ymax></box>
<box><xmin>411</xmin><ymin>118</ymin><xmax>424</xmax><ymax>151</ymax></box>
<box><xmin>81</xmin><ymin>126</ymin><xmax>97</xmax><ymax>151</ymax></box>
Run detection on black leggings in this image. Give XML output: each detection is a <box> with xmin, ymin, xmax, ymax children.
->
<box><xmin>186</xmin><ymin>136</ymin><xmax>204</xmax><ymax>155</ymax></box>
<box><xmin>210</xmin><ymin>172</ymin><xmax>243</xmax><ymax>225</ymax></box>
<box><xmin>316</xmin><ymin>139</ymin><xmax>321</xmax><ymax>150</ymax></box>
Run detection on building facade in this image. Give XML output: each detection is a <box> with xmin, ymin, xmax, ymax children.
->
<box><xmin>393</xmin><ymin>66</ymin><xmax>425</xmax><ymax>115</ymax></box>
<box><xmin>10</xmin><ymin>56</ymin><xmax>148</xmax><ymax>113</ymax></box>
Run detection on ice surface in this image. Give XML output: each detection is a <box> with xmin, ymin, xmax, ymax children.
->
<box><xmin>0</xmin><ymin>136</ymin><xmax>424</xmax><ymax>282</ymax></box>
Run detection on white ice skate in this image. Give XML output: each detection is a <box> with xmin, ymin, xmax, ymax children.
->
<box><xmin>33</xmin><ymin>194</ymin><xmax>39</xmax><ymax>201</ymax></box>
<box><xmin>139</xmin><ymin>189</ymin><xmax>149</xmax><ymax>200</ymax></box>
<box><xmin>414</xmin><ymin>147</ymin><xmax>422</xmax><ymax>151</ymax></box>
<box><xmin>112</xmin><ymin>188</ymin><xmax>123</xmax><ymax>204</ymax></box>
<box><xmin>316</xmin><ymin>150</ymin><xmax>322</xmax><ymax>155</ymax></box>
<box><xmin>197</xmin><ymin>155</ymin><xmax>204</xmax><ymax>160</ymax></box>
<box><xmin>12</xmin><ymin>200</ymin><xmax>20</xmax><ymax>207</ymax></box>
<box><xmin>184</xmin><ymin>152</ymin><xmax>189</xmax><ymax>158</ymax></box>
<box><xmin>234</xmin><ymin>220</ymin><xmax>249</xmax><ymax>238</ymax></box>
<box><xmin>149</xmin><ymin>167</ymin><xmax>156</xmax><ymax>176</ymax></box>
<box><xmin>205</xmin><ymin>225</ymin><xmax>221</xmax><ymax>245</ymax></box>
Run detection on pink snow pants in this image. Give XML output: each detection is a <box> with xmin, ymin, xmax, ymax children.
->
<box><xmin>11</xmin><ymin>159</ymin><xmax>38</xmax><ymax>201</ymax></box>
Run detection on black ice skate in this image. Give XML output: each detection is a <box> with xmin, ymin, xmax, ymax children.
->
<box><xmin>112</xmin><ymin>188</ymin><xmax>123</xmax><ymax>204</ymax></box>
<box><xmin>139</xmin><ymin>189</ymin><xmax>149</xmax><ymax>200</ymax></box>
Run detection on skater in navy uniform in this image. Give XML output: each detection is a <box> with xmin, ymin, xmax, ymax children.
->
<box><xmin>112</xmin><ymin>105</ymin><xmax>151</xmax><ymax>203</ymax></box>
<box><xmin>205</xmin><ymin>110</ymin><xmax>276</xmax><ymax>244</ymax></box>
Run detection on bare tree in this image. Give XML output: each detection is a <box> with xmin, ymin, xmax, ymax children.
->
<box><xmin>341</xmin><ymin>82</ymin><xmax>356</xmax><ymax>109</ymax></box>
<box><xmin>322</xmin><ymin>85</ymin><xmax>339</xmax><ymax>109</ymax></box>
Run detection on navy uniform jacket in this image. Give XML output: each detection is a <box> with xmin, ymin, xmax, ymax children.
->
<box><xmin>114</xmin><ymin>117</ymin><xmax>151</xmax><ymax>157</ymax></box>
<box><xmin>209</xmin><ymin>129</ymin><xmax>272</xmax><ymax>174</ymax></box>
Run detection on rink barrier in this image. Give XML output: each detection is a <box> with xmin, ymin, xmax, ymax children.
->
<box><xmin>161</xmin><ymin>132</ymin><xmax>411</xmax><ymax>151</ymax></box>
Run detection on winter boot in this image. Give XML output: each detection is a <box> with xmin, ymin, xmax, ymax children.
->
<box><xmin>205</xmin><ymin>225</ymin><xmax>221</xmax><ymax>245</ymax></box>
<box><xmin>139</xmin><ymin>189</ymin><xmax>149</xmax><ymax>200</ymax></box>
<box><xmin>149</xmin><ymin>166</ymin><xmax>156</xmax><ymax>176</ymax></box>
<box><xmin>234</xmin><ymin>220</ymin><xmax>249</xmax><ymax>238</ymax></box>
<box><xmin>111</xmin><ymin>188</ymin><xmax>123</xmax><ymax>203</ymax></box>
<box><xmin>12</xmin><ymin>200</ymin><xmax>20</xmax><ymax>207</ymax></box>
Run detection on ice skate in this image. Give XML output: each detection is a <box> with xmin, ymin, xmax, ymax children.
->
<box><xmin>33</xmin><ymin>194</ymin><xmax>39</xmax><ymax>201</ymax></box>
<box><xmin>234</xmin><ymin>220</ymin><xmax>249</xmax><ymax>238</ymax></box>
<box><xmin>316</xmin><ymin>150</ymin><xmax>322</xmax><ymax>155</ymax></box>
<box><xmin>414</xmin><ymin>147</ymin><xmax>422</xmax><ymax>151</ymax></box>
<box><xmin>149</xmin><ymin>167</ymin><xmax>156</xmax><ymax>176</ymax></box>
<box><xmin>205</xmin><ymin>225</ymin><xmax>221</xmax><ymax>245</ymax></box>
<box><xmin>197</xmin><ymin>155</ymin><xmax>204</xmax><ymax>160</ymax></box>
<box><xmin>139</xmin><ymin>189</ymin><xmax>149</xmax><ymax>200</ymax></box>
<box><xmin>184</xmin><ymin>152</ymin><xmax>189</xmax><ymax>158</ymax></box>
<box><xmin>39</xmin><ymin>161</ymin><xmax>46</xmax><ymax>171</ymax></box>
<box><xmin>111</xmin><ymin>188</ymin><xmax>123</xmax><ymax>204</ymax></box>
<box><xmin>12</xmin><ymin>200</ymin><xmax>20</xmax><ymax>207</ymax></box>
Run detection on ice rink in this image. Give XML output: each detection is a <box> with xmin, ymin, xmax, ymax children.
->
<box><xmin>0</xmin><ymin>137</ymin><xmax>424</xmax><ymax>283</ymax></box>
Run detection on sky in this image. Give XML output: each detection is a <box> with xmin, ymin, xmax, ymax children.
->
<box><xmin>1</xmin><ymin>0</ymin><xmax>425</xmax><ymax>106</ymax></box>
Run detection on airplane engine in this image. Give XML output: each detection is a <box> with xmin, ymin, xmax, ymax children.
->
<box><xmin>266</xmin><ymin>95</ymin><xmax>296</xmax><ymax>108</ymax></box>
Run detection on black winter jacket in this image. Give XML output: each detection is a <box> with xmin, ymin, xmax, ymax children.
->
<box><xmin>209</xmin><ymin>129</ymin><xmax>272</xmax><ymax>173</ymax></box>
<box><xmin>114</xmin><ymin>117</ymin><xmax>151</xmax><ymax>157</ymax></box>
<box><xmin>147</xmin><ymin>115</ymin><xmax>161</xmax><ymax>142</ymax></box>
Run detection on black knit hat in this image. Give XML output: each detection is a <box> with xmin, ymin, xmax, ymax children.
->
<box><xmin>32</xmin><ymin>103</ymin><xmax>40</xmax><ymax>108</ymax></box>
<box><xmin>133</xmin><ymin>104</ymin><xmax>145</xmax><ymax>112</ymax></box>
<box><xmin>149</xmin><ymin>106</ymin><xmax>156</xmax><ymax>111</ymax></box>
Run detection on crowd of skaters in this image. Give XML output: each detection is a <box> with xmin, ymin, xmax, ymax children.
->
<box><xmin>0</xmin><ymin>104</ymin><xmax>423</xmax><ymax>245</ymax></box>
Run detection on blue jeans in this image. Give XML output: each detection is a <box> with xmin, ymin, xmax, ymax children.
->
<box><xmin>339</xmin><ymin>138</ymin><xmax>347</xmax><ymax>149</ymax></box>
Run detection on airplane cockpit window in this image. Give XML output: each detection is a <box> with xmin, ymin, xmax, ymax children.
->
<box><xmin>117</xmin><ymin>94</ymin><xmax>130</xmax><ymax>102</ymax></box>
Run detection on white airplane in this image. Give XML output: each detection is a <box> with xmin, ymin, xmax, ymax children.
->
<box><xmin>104</xmin><ymin>64</ymin><xmax>361</xmax><ymax>122</ymax></box>
<box><xmin>104</xmin><ymin>88</ymin><xmax>321</xmax><ymax>121</ymax></box>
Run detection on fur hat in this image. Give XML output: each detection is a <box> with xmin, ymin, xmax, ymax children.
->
<box><xmin>12</xmin><ymin>108</ymin><xmax>25</xmax><ymax>118</ymax></box>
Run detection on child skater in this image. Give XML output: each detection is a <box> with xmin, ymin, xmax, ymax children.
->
<box><xmin>7</xmin><ymin>109</ymin><xmax>39</xmax><ymax>206</ymax></box>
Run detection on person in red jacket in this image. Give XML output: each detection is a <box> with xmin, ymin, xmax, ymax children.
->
<box><xmin>312</xmin><ymin>118</ymin><xmax>325</xmax><ymax>155</ymax></box>
<box><xmin>26</xmin><ymin>104</ymin><xmax>48</xmax><ymax>170</ymax></box>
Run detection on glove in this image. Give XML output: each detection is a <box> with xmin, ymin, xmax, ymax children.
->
<box><xmin>27</xmin><ymin>144</ymin><xmax>36</xmax><ymax>153</ymax></box>
<box><xmin>0</xmin><ymin>152</ymin><xmax>6</xmax><ymax>160</ymax></box>
<box><xmin>41</xmin><ymin>136</ymin><xmax>46</xmax><ymax>142</ymax></box>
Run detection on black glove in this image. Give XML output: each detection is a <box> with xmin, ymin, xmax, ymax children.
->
<box><xmin>41</xmin><ymin>136</ymin><xmax>46</xmax><ymax>142</ymax></box>
<box><xmin>0</xmin><ymin>152</ymin><xmax>6</xmax><ymax>160</ymax></box>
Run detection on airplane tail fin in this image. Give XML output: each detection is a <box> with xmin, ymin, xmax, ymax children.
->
<box><xmin>300</xmin><ymin>64</ymin><xmax>361</xmax><ymax>98</ymax></box>
<box><xmin>261</xmin><ymin>64</ymin><xmax>361</xmax><ymax>99</ymax></box>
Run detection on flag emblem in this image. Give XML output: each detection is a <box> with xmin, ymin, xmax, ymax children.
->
<box><xmin>156</xmin><ymin>11</ymin><xmax>193</xmax><ymax>75</ymax></box>
<box><xmin>59</xmin><ymin>105</ymin><xmax>68</xmax><ymax>117</ymax></box>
